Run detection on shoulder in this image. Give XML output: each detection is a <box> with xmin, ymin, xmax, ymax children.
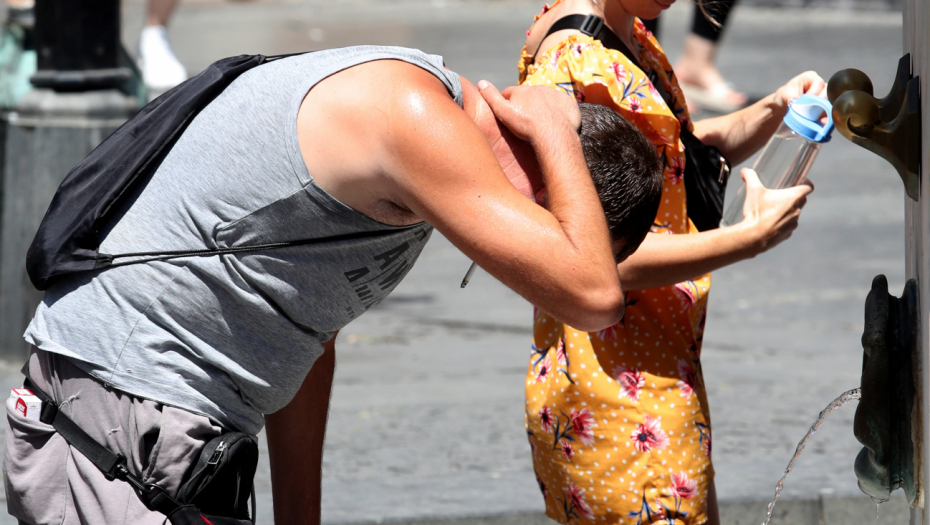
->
<box><xmin>525</xmin><ymin>0</ymin><xmax>599</xmax><ymax>64</ymax></box>
<box><xmin>299</xmin><ymin>59</ymin><xmax>461</xmax><ymax>139</ymax></box>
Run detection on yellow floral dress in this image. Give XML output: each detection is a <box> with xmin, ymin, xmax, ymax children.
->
<box><xmin>521</xmin><ymin>6</ymin><xmax>714</xmax><ymax>524</ymax></box>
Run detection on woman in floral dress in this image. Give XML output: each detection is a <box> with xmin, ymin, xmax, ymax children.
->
<box><xmin>519</xmin><ymin>0</ymin><xmax>827</xmax><ymax>523</ymax></box>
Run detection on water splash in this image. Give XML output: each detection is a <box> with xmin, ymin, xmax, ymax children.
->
<box><xmin>761</xmin><ymin>388</ymin><xmax>862</xmax><ymax>525</ymax></box>
<box><xmin>870</xmin><ymin>495</ymin><xmax>888</xmax><ymax>520</ymax></box>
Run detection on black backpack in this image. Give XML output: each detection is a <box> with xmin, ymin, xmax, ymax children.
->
<box><xmin>26</xmin><ymin>53</ymin><xmax>292</xmax><ymax>290</ymax></box>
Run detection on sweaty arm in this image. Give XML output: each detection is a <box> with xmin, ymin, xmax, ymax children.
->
<box><xmin>384</xmin><ymin>72</ymin><xmax>623</xmax><ymax>331</ymax></box>
<box><xmin>518</xmin><ymin>42</ymin><xmax>815</xmax><ymax>291</ymax></box>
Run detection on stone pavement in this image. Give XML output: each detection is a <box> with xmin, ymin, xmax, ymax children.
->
<box><xmin>0</xmin><ymin>0</ymin><xmax>917</xmax><ymax>523</ymax></box>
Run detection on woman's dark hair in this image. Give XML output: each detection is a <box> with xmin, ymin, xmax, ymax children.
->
<box><xmin>578</xmin><ymin>103</ymin><xmax>663</xmax><ymax>262</ymax></box>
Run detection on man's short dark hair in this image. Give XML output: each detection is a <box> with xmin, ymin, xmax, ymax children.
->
<box><xmin>578</xmin><ymin>103</ymin><xmax>663</xmax><ymax>262</ymax></box>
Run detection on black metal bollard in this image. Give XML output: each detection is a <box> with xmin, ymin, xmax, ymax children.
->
<box><xmin>0</xmin><ymin>0</ymin><xmax>141</xmax><ymax>360</ymax></box>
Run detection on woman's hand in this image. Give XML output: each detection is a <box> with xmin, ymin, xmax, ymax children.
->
<box><xmin>612</xmin><ymin>168</ymin><xmax>813</xmax><ymax>290</ymax></box>
<box><xmin>693</xmin><ymin>71</ymin><xmax>827</xmax><ymax>164</ymax></box>
<box><xmin>772</xmin><ymin>71</ymin><xmax>827</xmax><ymax>115</ymax></box>
<box><xmin>737</xmin><ymin>168</ymin><xmax>814</xmax><ymax>253</ymax></box>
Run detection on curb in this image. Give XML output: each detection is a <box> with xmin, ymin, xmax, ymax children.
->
<box><xmin>332</xmin><ymin>495</ymin><xmax>911</xmax><ymax>525</ymax></box>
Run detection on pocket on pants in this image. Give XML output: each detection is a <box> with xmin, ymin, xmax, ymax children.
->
<box><xmin>142</xmin><ymin>405</ymin><xmax>222</xmax><ymax>497</ymax></box>
<box><xmin>4</xmin><ymin>395</ymin><xmax>69</xmax><ymax>525</ymax></box>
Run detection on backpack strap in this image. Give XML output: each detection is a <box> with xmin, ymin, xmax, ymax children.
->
<box><xmin>531</xmin><ymin>13</ymin><xmax>636</xmax><ymax>65</ymax></box>
<box><xmin>96</xmin><ymin>226</ymin><xmax>403</xmax><ymax>270</ymax></box>
<box><xmin>535</xmin><ymin>13</ymin><xmax>681</xmax><ymax>111</ymax></box>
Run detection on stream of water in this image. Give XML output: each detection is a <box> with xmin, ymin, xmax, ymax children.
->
<box><xmin>761</xmin><ymin>387</ymin><xmax>862</xmax><ymax>525</ymax></box>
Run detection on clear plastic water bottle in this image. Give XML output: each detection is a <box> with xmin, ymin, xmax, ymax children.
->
<box><xmin>721</xmin><ymin>94</ymin><xmax>834</xmax><ymax>226</ymax></box>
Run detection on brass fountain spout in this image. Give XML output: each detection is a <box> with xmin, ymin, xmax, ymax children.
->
<box><xmin>827</xmin><ymin>54</ymin><xmax>921</xmax><ymax>201</ymax></box>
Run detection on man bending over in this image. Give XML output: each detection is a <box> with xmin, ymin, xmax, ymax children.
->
<box><xmin>6</xmin><ymin>46</ymin><xmax>661</xmax><ymax>525</ymax></box>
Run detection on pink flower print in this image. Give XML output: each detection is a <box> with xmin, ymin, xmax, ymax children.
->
<box><xmin>556</xmin><ymin>338</ymin><xmax>567</xmax><ymax>366</ymax></box>
<box><xmin>648</xmin><ymin>81</ymin><xmax>664</xmax><ymax>101</ymax></box>
<box><xmin>549</xmin><ymin>48</ymin><xmax>563</xmax><ymax>69</ymax></box>
<box><xmin>568</xmin><ymin>483</ymin><xmax>596</xmax><ymax>520</ymax></box>
<box><xmin>674</xmin><ymin>280</ymin><xmax>698</xmax><ymax>310</ymax></box>
<box><xmin>570</xmin><ymin>408</ymin><xmax>597</xmax><ymax>446</ymax></box>
<box><xmin>573</xmin><ymin>83</ymin><xmax>586</xmax><ymax>102</ymax></box>
<box><xmin>677</xmin><ymin>359</ymin><xmax>696</xmax><ymax>400</ymax></box>
<box><xmin>687</xmin><ymin>341</ymin><xmax>699</xmax><ymax>359</ymax></box>
<box><xmin>697</xmin><ymin>422</ymin><xmax>712</xmax><ymax>458</ymax></box>
<box><xmin>654</xmin><ymin>503</ymin><xmax>666</xmax><ymax>522</ymax></box>
<box><xmin>596</xmin><ymin>323</ymin><xmax>618</xmax><ymax>341</ymax></box>
<box><xmin>670</xmin><ymin>471</ymin><xmax>698</xmax><ymax>499</ymax></box>
<box><xmin>615</xmin><ymin>366</ymin><xmax>645</xmax><ymax>402</ymax></box>
<box><xmin>539</xmin><ymin>405</ymin><xmax>554</xmax><ymax>434</ymax></box>
<box><xmin>560</xmin><ymin>440</ymin><xmax>574</xmax><ymax>460</ymax></box>
<box><xmin>697</xmin><ymin>308</ymin><xmax>707</xmax><ymax>336</ymax></box>
<box><xmin>536</xmin><ymin>355</ymin><xmax>552</xmax><ymax>383</ymax></box>
<box><xmin>629</xmin><ymin>97</ymin><xmax>643</xmax><ymax>113</ymax></box>
<box><xmin>631</xmin><ymin>415</ymin><xmax>670</xmax><ymax>452</ymax></box>
<box><xmin>533</xmin><ymin>306</ymin><xmax>540</xmax><ymax>320</ymax></box>
<box><xmin>668</xmin><ymin>155</ymin><xmax>684</xmax><ymax>185</ymax></box>
<box><xmin>571</xmin><ymin>43</ymin><xmax>591</xmax><ymax>56</ymax></box>
<box><xmin>643</xmin><ymin>24</ymin><xmax>655</xmax><ymax>39</ymax></box>
<box><xmin>536</xmin><ymin>472</ymin><xmax>549</xmax><ymax>499</ymax></box>
<box><xmin>608</xmin><ymin>61</ymin><xmax>626</xmax><ymax>84</ymax></box>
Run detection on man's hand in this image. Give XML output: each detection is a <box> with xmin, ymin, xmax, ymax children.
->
<box><xmin>477</xmin><ymin>81</ymin><xmax>581</xmax><ymax>145</ymax></box>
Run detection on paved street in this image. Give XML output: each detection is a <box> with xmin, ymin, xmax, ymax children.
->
<box><xmin>0</xmin><ymin>0</ymin><xmax>917</xmax><ymax>523</ymax></box>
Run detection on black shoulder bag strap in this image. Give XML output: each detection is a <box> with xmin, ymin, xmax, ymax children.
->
<box><xmin>20</xmin><ymin>363</ymin><xmax>249</xmax><ymax>525</ymax></box>
<box><xmin>537</xmin><ymin>14</ymin><xmax>731</xmax><ymax>231</ymax></box>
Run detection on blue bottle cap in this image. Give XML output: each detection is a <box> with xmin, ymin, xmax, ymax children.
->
<box><xmin>783</xmin><ymin>94</ymin><xmax>834</xmax><ymax>143</ymax></box>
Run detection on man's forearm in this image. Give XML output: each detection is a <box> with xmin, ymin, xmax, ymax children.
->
<box><xmin>265</xmin><ymin>339</ymin><xmax>337</xmax><ymax>525</ymax></box>
<box><xmin>537</xmin><ymin>127</ymin><xmax>608</xmax><ymax>242</ymax></box>
<box><xmin>532</xmin><ymin>127</ymin><xmax>622</xmax><ymax>321</ymax></box>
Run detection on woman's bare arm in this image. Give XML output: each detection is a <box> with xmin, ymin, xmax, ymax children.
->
<box><xmin>616</xmin><ymin>169</ymin><xmax>813</xmax><ymax>289</ymax></box>
<box><xmin>692</xmin><ymin>71</ymin><xmax>827</xmax><ymax>165</ymax></box>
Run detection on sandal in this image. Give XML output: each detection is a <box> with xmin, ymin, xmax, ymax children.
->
<box><xmin>679</xmin><ymin>81</ymin><xmax>748</xmax><ymax>114</ymax></box>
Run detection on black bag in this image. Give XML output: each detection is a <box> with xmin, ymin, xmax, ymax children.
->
<box><xmin>539</xmin><ymin>15</ymin><xmax>730</xmax><ymax>231</ymax></box>
<box><xmin>22</xmin><ymin>368</ymin><xmax>259</xmax><ymax>525</ymax></box>
<box><xmin>679</xmin><ymin>128</ymin><xmax>730</xmax><ymax>232</ymax></box>
<box><xmin>176</xmin><ymin>433</ymin><xmax>259</xmax><ymax>520</ymax></box>
<box><xmin>26</xmin><ymin>53</ymin><xmax>295</xmax><ymax>291</ymax></box>
<box><xmin>144</xmin><ymin>433</ymin><xmax>260</xmax><ymax>525</ymax></box>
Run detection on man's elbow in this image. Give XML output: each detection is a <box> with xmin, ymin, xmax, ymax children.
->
<box><xmin>562</xmin><ymin>284</ymin><xmax>625</xmax><ymax>332</ymax></box>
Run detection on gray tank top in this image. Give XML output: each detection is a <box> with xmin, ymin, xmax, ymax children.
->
<box><xmin>25</xmin><ymin>46</ymin><xmax>462</xmax><ymax>434</ymax></box>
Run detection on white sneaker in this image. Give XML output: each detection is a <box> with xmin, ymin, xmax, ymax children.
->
<box><xmin>138</xmin><ymin>25</ymin><xmax>187</xmax><ymax>93</ymax></box>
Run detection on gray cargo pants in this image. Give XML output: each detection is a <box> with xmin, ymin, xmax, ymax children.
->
<box><xmin>4</xmin><ymin>349</ymin><xmax>223</xmax><ymax>525</ymax></box>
